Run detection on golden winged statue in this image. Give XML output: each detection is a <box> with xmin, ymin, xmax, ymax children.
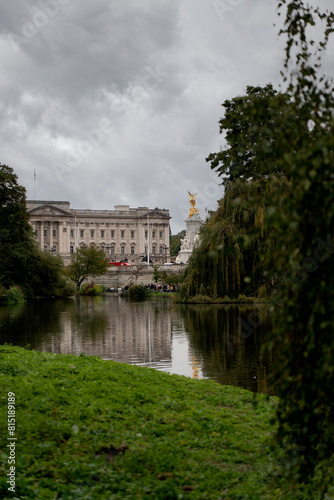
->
<box><xmin>188</xmin><ymin>191</ymin><xmax>200</xmax><ymax>218</ymax></box>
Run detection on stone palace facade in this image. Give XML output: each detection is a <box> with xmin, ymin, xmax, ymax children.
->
<box><xmin>27</xmin><ymin>200</ymin><xmax>171</xmax><ymax>265</ymax></box>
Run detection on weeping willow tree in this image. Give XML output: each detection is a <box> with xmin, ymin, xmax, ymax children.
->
<box><xmin>180</xmin><ymin>83</ymin><xmax>300</xmax><ymax>301</ymax></box>
<box><xmin>180</xmin><ymin>175</ymin><xmax>290</xmax><ymax>300</ymax></box>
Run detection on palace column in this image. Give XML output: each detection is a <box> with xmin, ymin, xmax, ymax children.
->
<box><xmin>49</xmin><ymin>221</ymin><xmax>53</xmax><ymax>253</ymax></box>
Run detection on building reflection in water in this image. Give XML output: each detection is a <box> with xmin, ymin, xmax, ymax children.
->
<box><xmin>0</xmin><ymin>298</ymin><xmax>276</xmax><ymax>393</ymax></box>
<box><xmin>179</xmin><ymin>304</ymin><xmax>276</xmax><ymax>394</ymax></box>
<box><xmin>53</xmin><ymin>298</ymin><xmax>173</xmax><ymax>371</ymax></box>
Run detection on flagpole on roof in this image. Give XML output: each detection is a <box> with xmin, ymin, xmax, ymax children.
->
<box><xmin>34</xmin><ymin>169</ymin><xmax>36</xmax><ymax>200</ymax></box>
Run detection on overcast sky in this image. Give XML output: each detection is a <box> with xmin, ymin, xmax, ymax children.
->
<box><xmin>1</xmin><ymin>1</ymin><xmax>333</xmax><ymax>233</ymax></box>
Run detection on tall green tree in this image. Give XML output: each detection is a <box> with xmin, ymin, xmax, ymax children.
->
<box><xmin>0</xmin><ymin>163</ymin><xmax>74</xmax><ymax>298</ymax></box>
<box><xmin>66</xmin><ymin>244</ymin><xmax>109</xmax><ymax>292</ymax></box>
<box><xmin>182</xmin><ymin>84</ymin><xmax>297</xmax><ymax>302</ymax></box>
<box><xmin>206</xmin><ymin>84</ymin><xmax>304</xmax><ymax>184</ymax></box>
<box><xmin>0</xmin><ymin>164</ymin><xmax>37</xmax><ymax>291</ymax></box>
<box><xmin>270</xmin><ymin>0</ymin><xmax>334</xmax><ymax>488</ymax></box>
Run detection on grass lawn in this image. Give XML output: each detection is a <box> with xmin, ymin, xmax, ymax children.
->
<box><xmin>0</xmin><ymin>345</ymin><xmax>332</xmax><ymax>499</ymax></box>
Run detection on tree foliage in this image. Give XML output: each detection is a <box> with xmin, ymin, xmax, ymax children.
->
<box><xmin>151</xmin><ymin>264</ymin><xmax>162</xmax><ymax>284</ymax></box>
<box><xmin>180</xmin><ymin>176</ymin><xmax>289</xmax><ymax>301</ymax></box>
<box><xmin>182</xmin><ymin>1</ymin><xmax>334</xmax><ymax>489</ymax></box>
<box><xmin>269</xmin><ymin>0</ymin><xmax>334</xmax><ymax>487</ymax></box>
<box><xmin>206</xmin><ymin>84</ymin><xmax>305</xmax><ymax>184</ymax></box>
<box><xmin>0</xmin><ymin>163</ymin><xmax>37</xmax><ymax>290</ymax></box>
<box><xmin>28</xmin><ymin>251</ymin><xmax>75</xmax><ymax>298</ymax></box>
<box><xmin>66</xmin><ymin>244</ymin><xmax>109</xmax><ymax>291</ymax></box>
<box><xmin>170</xmin><ymin>230</ymin><xmax>186</xmax><ymax>256</ymax></box>
<box><xmin>0</xmin><ymin>163</ymin><xmax>73</xmax><ymax>298</ymax></box>
<box><xmin>182</xmin><ymin>85</ymin><xmax>298</xmax><ymax>303</ymax></box>
<box><xmin>128</xmin><ymin>284</ymin><xmax>150</xmax><ymax>301</ymax></box>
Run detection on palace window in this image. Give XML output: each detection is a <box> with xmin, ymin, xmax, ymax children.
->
<box><xmin>101</xmin><ymin>230</ymin><xmax>105</xmax><ymax>238</ymax></box>
<box><xmin>80</xmin><ymin>230</ymin><xmax>84</xmax><ymax>238</ymax></box>
<box><xmin>53</xmin><ymin>230</ymin><xmax>56</xmax><ymax>238</ymax></box>
<box><xmin>110</xmin><ymin>246</ymin><xmax>114</xmax><ymax>255</ymax></box>
<box><xmin>121</xmin><ymin>230</ymin><xmax>125</xmax><ymax>238</ymax></box>
<box><xmin>131</xmin><ymin>231</ymin><xmax>135</xmax><ymax>238</ymax></box>
<box><xmin>131</xmin><ymin>246</ymin><xmax>135</xmax><ymax>254</ymax></box>
<box><xmin>145</xmin><ymin>230</ymin><xmax>148</xmax><ymax>239</ymax></box>
<box><xmin>44</xmin><ymin>229</ymin><xmax>47</xmax><ymax>238</ymax></box>
<box><xmin>121</xmin><ymin>246</ymin><xmax>125</xmax><ymax>254</ymax></box>
<box><xmin>34</xmin><ymin>230</ymin><xmax>38</xmax><ymax>238</ymax></box>
<box><xmin>111</xmin><ymin>230</ymin><xmax>115</xmax><ymax>238</ymax></box>
<box><xmin>159</xmin><ymin>231</ymin><xmax>163</xmax><ymax>239</ymax></box>
<box><xmin>91</xmin><ymin>230</ymin><xmax>95</xmax><ymax>238</ymax></box>
<box><xmin>152</xmin><ymin>231</ymin><xmax>156</xmax><ymax>239</ymax></box>
<box><xmin>70</xmin><ymin>230</ymin><xmax>74</xmax><ymax>238</ymax></box>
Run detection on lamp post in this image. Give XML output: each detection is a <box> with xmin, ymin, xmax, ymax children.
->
<box><xmin>147</xmin><ymin>210</ymin><xmax>150</xmax><ymax>267</ymax></box>
<box><xmin>74</xmin><ymin>212</ymin><xmax>79</xmax><ymax>251</ymax></box>
<box><xmin>163</xmin><ymin>245</ymin><xmax>169</xmax><ymax>264</ymax></box>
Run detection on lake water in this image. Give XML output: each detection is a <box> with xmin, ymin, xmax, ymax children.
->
<box><xmin>0</xmin><ymin>296</ymin><xmax>276</xmax><ymax>393</ymax></box>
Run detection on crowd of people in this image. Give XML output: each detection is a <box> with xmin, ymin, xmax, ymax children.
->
<box><xmin>144</xmin><ymin>283</ymin><xmax>179</xmax><ymax>293</ymax></box>
<box><xmin>106</xmin><ymin>283</ymin><xmax>180</xmax><ymax>294</ymax></box>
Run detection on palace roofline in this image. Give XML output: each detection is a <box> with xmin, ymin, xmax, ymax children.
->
<box><xmin>27</xmin><ymin>200</ymin><xmax>170</xmax><ymax>218</ymax></box>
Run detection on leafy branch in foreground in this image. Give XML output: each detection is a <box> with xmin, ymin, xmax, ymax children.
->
<box><xmin>270</xmin><ymin>0</ymin><xmax>334</xmax><ymax>489</ymax></box>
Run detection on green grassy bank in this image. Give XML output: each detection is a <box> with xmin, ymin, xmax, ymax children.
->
<box><xmin>0</xmin><ymin>345</ymin><xmax>329</xmax><ymax>499</ymax></box>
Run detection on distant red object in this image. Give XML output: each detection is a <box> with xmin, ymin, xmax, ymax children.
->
<box><xmin>109</xmin><ymin>262</ymin><xmax>130</xmax><ymax>267</ymax></box>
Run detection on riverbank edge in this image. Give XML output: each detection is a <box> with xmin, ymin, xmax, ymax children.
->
<box><xmin>0</xmin><ymin>344</ymin><xmax>288</xmax><ymax>499</ymax></box>
<box><xmin>0</xmin><ymin>285</ymin><xmax>267</xmax><ymax>304</ymax></box>
<box><xmin>173</xmin><ymin>293</ymin><xmax>267</xmax><ymax>304</ymax></box>
<box><xmin>118</xmin><ymin>289</ymin><xmax>267</xmax><ymax>303</ymax></box>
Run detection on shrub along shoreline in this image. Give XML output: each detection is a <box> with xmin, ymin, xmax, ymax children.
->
<box><xmin>0</xmin><ymin>345</ymin><xmax>332</xmax><ymax>499</ymax></box>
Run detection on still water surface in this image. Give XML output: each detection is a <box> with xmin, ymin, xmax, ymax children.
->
<box><xmin>0</xmin><ymin>296</ymin><xmax>275</xmax><ymax>393</ymax></box>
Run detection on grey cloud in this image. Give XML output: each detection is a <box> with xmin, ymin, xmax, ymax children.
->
<box><xmin>1</xmin><ymin>0</ymin><xmax>333</xmax><ymax>233</ymax></box>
